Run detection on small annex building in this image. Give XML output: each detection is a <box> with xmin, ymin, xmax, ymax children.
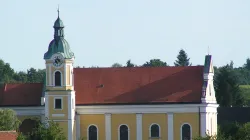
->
<box><xmin>0</xmin><ymin>11</ymin><xmax>219</xmax><ymax>140</ymax></box>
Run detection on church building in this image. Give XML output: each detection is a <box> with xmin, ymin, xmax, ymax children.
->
<box><xmin>0</xmin><ymin>11</ymin><xmax>219</xmax><ymax>140</ymax></box>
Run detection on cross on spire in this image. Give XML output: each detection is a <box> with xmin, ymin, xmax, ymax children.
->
<box><xmin>57</xmin><ymin>5</ymin><xmax>60</xmax><ymax>18</ymax></box>
<box><xmin>208</xmin><ymin>46</ymin><xmax>210</xmax><ymax>55</ymax></box>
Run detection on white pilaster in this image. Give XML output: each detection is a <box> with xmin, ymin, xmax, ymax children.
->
<box><xmin>136</xmin><ymin>113</ymin><xmax>142</xmax><ymax>140</ymax></box>
<box><xmin>200</xmin><ymin>112</ymin><xmax>207</xmax><ymax>137</ymax></box>
<box><xmin>64</xmin><ymin>63</ymin><xmax>66</xmax><ymax>86</ymax></box>
<box><xmin>46</xmin><ymin>64</ymin><xmax>48</xmax><ymax>86</ymax></box>
<box><xmin>168</xmin><ymin>113</ymin><xmax>174</xmax><ymax>140</ymax></box>
<box><xmin>68</xmin><ymin>91</ymin><xmax>75</xmax><ymax>140</ymax></box>
<box><xmin>45</xmin><ymin>94</ymin><xmax>49</xmax><ymax>119</ymax></box>
<box><xmin>214</xmin><ymin>113</ymin><xmax>218</xmax><ymax>135</ymax></box>
<box><xmin>49</xmin><ymin>64</ymin><xmax>52</xmax><ymax>86</ymax></box>
<box><xmin>76</xmin><ymin>114</ymin><xmax>80</xmax><ymax>140</ymax></box>
<box><xmin>105</xmin><ymin>113</ymin><xmax>111</xmax><ymax>140</ymax></box>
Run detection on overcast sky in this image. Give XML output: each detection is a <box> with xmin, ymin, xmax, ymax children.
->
<box><xmin>1</xmin><ymin>0</ymin><xmax>250</xmax><ymax>71</ymax></box>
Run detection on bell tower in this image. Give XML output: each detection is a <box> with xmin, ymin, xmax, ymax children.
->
<box><xmin>43</xmin><ymin>9</ymin><xmax>76</xmax><ymax>140</ymax></box>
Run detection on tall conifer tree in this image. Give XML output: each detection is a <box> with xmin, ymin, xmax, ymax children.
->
<box><xmin>174</xmin><ymin>49</ymin><xmax>191</xmax><ymax>66</ymax></box>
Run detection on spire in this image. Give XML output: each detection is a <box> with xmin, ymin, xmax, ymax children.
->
<box><xmin>208</xmin><ymin>46</ymin><xmax>210</xmax><ymax>55</ymax></box>
<box><xmin>44</xmin><ymin>7</ymin><xmax>75</xmax><ymax>60</ymax></box>
<box><xmin>53</xmin><ymin>7</ymin><xmax>64</xmax><ymax>39</ymax></box>
<box><xmin>57</xmin><ymin>5</ymin><xmax>60</xmax><ymax>18</ymax></box>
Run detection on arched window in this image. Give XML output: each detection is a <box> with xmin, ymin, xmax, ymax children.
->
<box><xmin>150</xmin><ymin>124</ymin><xmax>160</xmax><ymax>138</ymax></box>
<box><xmin>119</xmin><ymin>125</ymin><xmax>129</xmax><ymax>140</ymax></box>
<box><xmin>55</xmin><ymin>71</ymin><xmax>61</xmax><ymax>86</ymax></box>
<box><xmin>88</xmin><ymin>125</ymin><xmax>98</xmax><ymax>140</ymax></box>
<box><xmin>19</xmin><ymin>119</ymin><xmax>38</xmax><ymax>135</ymax></box>
<box><xmin>181</xmin><ymin>124</ymin><xmax>191</xmax><ymax>140</ymax></box>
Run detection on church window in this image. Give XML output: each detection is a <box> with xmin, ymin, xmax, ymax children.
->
<box><xmin>54</xmin><ymin>98</ymin><xmax>62</xmax><ymax>109</ymax></box>
<box><xmin>119</xmin><ymin>125</ymin><xmax>129</xmax><ymax>140</ymax></box>
<box><xmin>181</xmin><ymin>123</ymin><xmax>191</xmax><ymax>140</ymax></box>
<box><xmin>150</xmin><ymin>124</ymin><xmax>160</xmax><ymax>138</ymax></box>
<box><xmin>55</xmin><ymin>71</ymin><xmax>61</xmax><ymax>86</ymax></box>
<box><xmin>88</xmin><ymin>125</ymin><xmax>98</xmax><ymax>140</ymax></box>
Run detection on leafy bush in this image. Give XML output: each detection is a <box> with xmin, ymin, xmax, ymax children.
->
<box><xmin>0</xmin><ymin>109</ymin><xmax>21</xmax><ymax>131</ymax></box>
<box><xmin>194</xmin><ymin>122</ymin><xmax>250</xmax><ymax>140</ymax></box>
<box><xmin>27</xmin><ymin>120</ymin><xmax>66</xmax><ymax>140</ymax></box>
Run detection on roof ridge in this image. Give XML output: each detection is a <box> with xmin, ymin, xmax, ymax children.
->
<box><xmin>74</xmin><ymin>66</ymin><xmax>204</xmax><ymax>69</ymax></box>
<box><xmin>0</xmin><ymin>131</ymin><xmax>16</xmax><ymax>133</ymax></box>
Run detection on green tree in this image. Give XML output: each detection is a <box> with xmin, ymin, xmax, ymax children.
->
<box><xmin>214</xmin><ymin>65</ymin><xmax>246</xmax><ymax>107</ymax></box>
<box><xmin>111</xmin><ymin>63</ymin><xmax>123</xmax><ymax>67</ymax></box>
<box><xmin>75</xmin><ymin>66</ymin><xmax>85</xmax><ymax>68</ymax></box>
<box><xmin>0</xmin><ymin>59</ymin><xmax>15</xmax><ymax>83</ymax></box>
<box><xmin>142</xmin><ymin>59</ymin><xmax>167</xmax><ymax>67</ymax></box>
<box><xmin>219</xmin><ymin>122</ymin><xmax>241</xmax><ymax>139</ymax></box>
<box><xmin>17</xmin><ymin>133</ymin><xmax>27</xmax><ymax>140</ymax></box>
<box><xmin>243</xmin><ymin>58</ymin><xmax>250</xmax><ymax>70</ymax></box>
<box><xmin>174</xmin><ymin>49</ymin><xmax>191</xmax><ymax>66</ymax></box>
<box><xmin>126</xmin><ymin>60</ymin><xmax>136</xmax><ymax>67</ymax></box>
<box><xmin>27</xmin><ymin>68</ymin><xmax>45</xmax><ymax>83</ymax></box>
<box><xmin>13</xmin><ymin>71</ymin><xmax>28</xmax><ymax>83</ymax></box>
<box><xmin>193</xmin><ymin>135</ymin><xmax>228</xmax><ymax>140</ymax></box>
<box><xmin>235</xmin><ymin>122</ymin><xmax>250</xmax><ymax>140</ymax></box>
<box><xmin>28</xmin><ymin>120</ymin><xmax>66</xmax><ymax>140</ymax></box>
<box><xmin>229</xmin><ymin>60</ymin><xmax>234</xmax><ymax>69</ymax></box>
<box><xmin>233</xmin><ymin>67</ymin><xmax>250</xmax><ymax>85</ymax></box>
<box><xmin>0</xmin><ymin>109</ymin><xmax>21</xmax><ymax>131</ymax></box>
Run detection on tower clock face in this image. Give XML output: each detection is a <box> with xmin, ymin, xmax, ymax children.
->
<box><xmin>52</xmin><ymin>54</ymin><xmax>63</xmax><ymax>67</ymax></box>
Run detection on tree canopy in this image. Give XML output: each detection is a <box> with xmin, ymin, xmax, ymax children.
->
<box><xmin>142</xmin><ymin>59</ymin><xmax>168</xmax><ymax>67</ymax></box>
<box><xmin>126</xmin><ymin>60</ymin><xmax>136</xmax><ymax>67</ymax></box>
<box><xmin>174</xmin><ymin>49</ymin><xmax>191</xmax><ymax>66</ymax></box>
<box><xmin>214</xmin><ymin>65</ymin><xmax>246</xmax><ymax>107</ymax></box>
<box><xmin>28</xmin><ymin>120</ymin><xmax>66</xmax><ymax>140</ymax></box>
<box><xmin>111</xmin><ymin>63</ymin><xmax>123</xmax><ymax>67</ymax></box>
<box><xmin>0</xmin><ymin>109</ymin><xmax>21</xmax><ymax>131</ymax></box>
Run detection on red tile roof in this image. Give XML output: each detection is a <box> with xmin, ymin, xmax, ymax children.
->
<box><xmin>0</xmin><ymin>83</ymin><xmax>43</xmax><ymax>106</ymax></box>
<box><xmin>0</xmin><ymin>131</ymin><xmax>17</xmax><ymax>140</ymax></box>
<box><xmin>74</xmin><ymin>66</ymin><xmax>204</xmax><ymax>105</ymax></box>
<box><xmin>0</xmin><ymin>66</ymin><xmax>204</xmax><ymax>106</ymax></box>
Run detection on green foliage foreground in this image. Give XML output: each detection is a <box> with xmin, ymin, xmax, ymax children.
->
<box><xmin>194</xmin><ymin>122</ymin><xmax>250</xmax><ymax>140</ymax></box>
<box><xmin>0</xmin><ymin>109</ymin><xmax>21</xmax><ymax>131</ymax></box>
<box><xmin>21</xmin><ymin>120</ymin><xmax>66</xmax><ymax>140</ymax></box>
<box><xmin>0</xmin><ymin>109</ymin><xmax>66</xmax><ymax>140</ymax></box>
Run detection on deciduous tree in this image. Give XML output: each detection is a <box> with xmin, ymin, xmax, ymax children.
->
<box><xmin>0</xmin><ymin>109</ymin><xmax>21</xmax><ymax>131</ymax></box>
<box><xmin>28</xmin><ymin>120</ymin><xmax>66</xmax><ymax>140</ymax></box>
<box><xmin>243</xmin><ymin>58</ymin><xmax>250</xmax><ymax>70</ymax></box>
<box><xmin>142</xmin><ymin>59</ymin><xmax>167</xmax><ymax>67</ymax></box>
<box><xmin>214</xmin><ymin>65</ymin><xmax>246</xmax><ymax>107</ymax></box>
<box><xmin>111</xmin><ymin>63</ymin><xmax>123</xmax><ymax>67</ymax></box>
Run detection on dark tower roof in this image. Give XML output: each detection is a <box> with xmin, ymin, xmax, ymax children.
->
<box><xmin>44</xmin><ymin>9</ymin><xmax>74</xmax><ymax>60</ymax></box>
<box><xmin>54</xmin><ymin>9</ymin><xmax>64</xmax><ymax>28</ymax></box>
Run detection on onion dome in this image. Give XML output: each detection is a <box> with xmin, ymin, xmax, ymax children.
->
<box><xmin>44</xmin><ymin>9</ymin><xmax>74</xmax><ymax>59</ymax></box>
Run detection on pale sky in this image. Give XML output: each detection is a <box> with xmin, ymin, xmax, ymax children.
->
<box><xmin>1</xmin><ymin>0</ymin><xmax>250</xmax><ymax>72</ymax></box>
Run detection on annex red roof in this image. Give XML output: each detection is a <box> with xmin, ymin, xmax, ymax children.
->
<box><xmin>0</xmin><ymin>131</ymin><xmax>17</xmax><ymax>140</ymax></box>
<box><xmin>0</xmin><ymin>83</ymin><xmax>43</xmax><ymax>106</ymax></box>
<box><xmin>74</xmin><ymin>66</ymin><xmax>204</xmax><ymax>105</ymax></box>
<box><xmin>0</xmin><ymin>66</ymin><xmax>204</xmax><ymax>106</ymax></box>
